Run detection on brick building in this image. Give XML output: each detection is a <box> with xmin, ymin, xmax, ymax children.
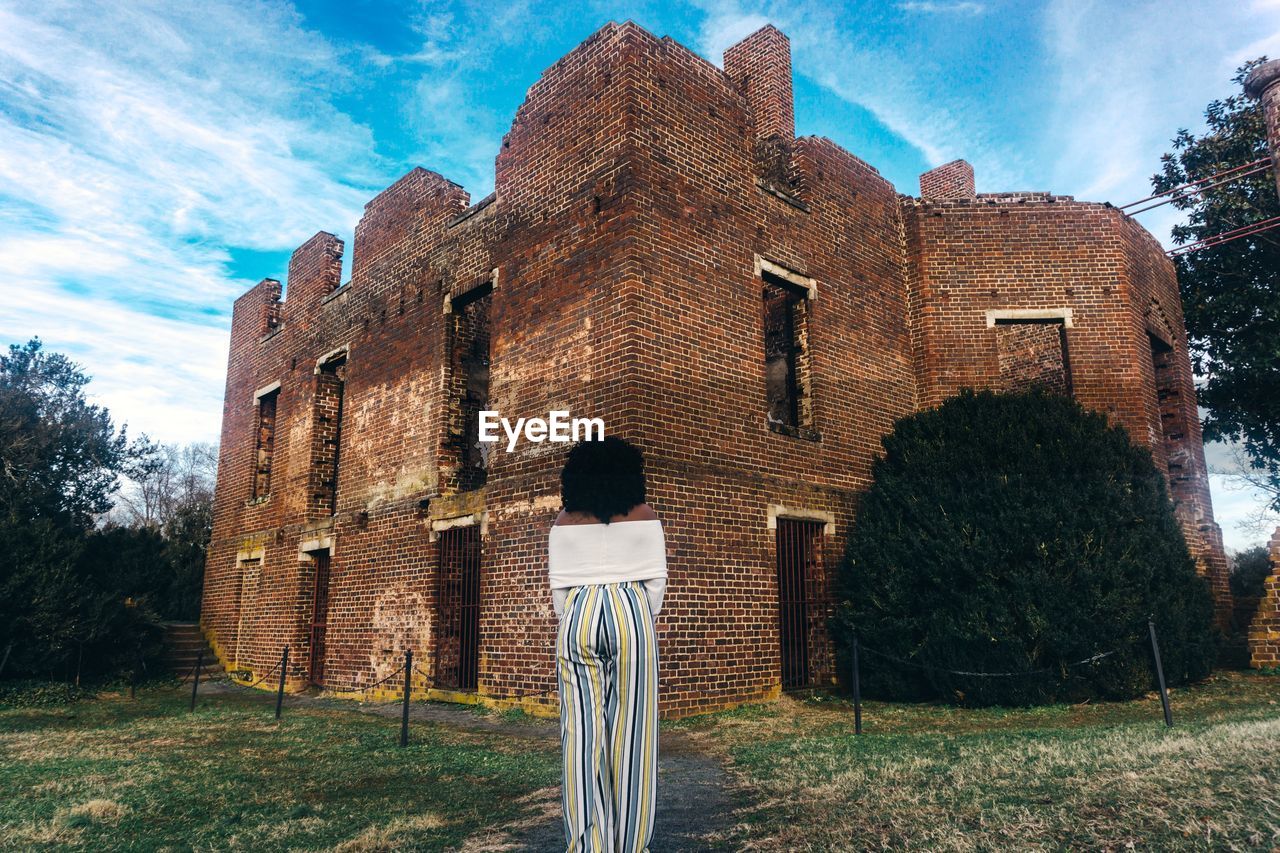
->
<box><xmin>201</xmin><ymin>22</ymin><xmax>1234</xmax><ymax>718</ymax></box>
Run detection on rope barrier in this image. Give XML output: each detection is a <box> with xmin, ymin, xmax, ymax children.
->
<box><xmin>348</xmin><ymin>663</ymin><xmax>407</xmax><ymax>696</ymax></box>
<box><xmin>857</xmin><ymin>644</ymin><xmax>1123</xmax><ymax>679</ymax></box>
<box><xmin>226</xmin><ymin>659</ymin><xmax>282</xmax><ymax>691</ymax></box>
<box><xmin>175</xmin><ymin>656</ymin><xmax>202</xmax><ymax>682</ymax></box>
<box><xmin>411</xmin><ymin>664</ymin><xmax>557</xmax><ymax>700</ymax></box>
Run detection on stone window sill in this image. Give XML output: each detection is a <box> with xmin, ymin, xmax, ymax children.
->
<box><xmin>756</xmin><ymin>178</ymin><xmax>811</xmax><ymax>213</ymax></box>
<box><xmin>245</xmin><ymin>495</ymin><xmax>271</xmax><ymax>507</ymax></box>
<box><xmin>767</xmin><ymin>420</ymin><xmax>821</xmax><ymax>442</ymax></box>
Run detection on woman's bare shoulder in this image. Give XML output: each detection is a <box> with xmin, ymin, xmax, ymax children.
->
<box><xmin>554</xmin><ymin>509</ymin><xmax>596</xmax><ymax>526</ymax></box>
<box><xmin>626</xmin><ymin>503</ymin><xmax>658</xmax><ymax>521</ymax></box>
<box><xmin>609</xmin><ymin>503</ymin><xmax>658</xmax><ymax>523</ymax></box>
<box><xmin>553</xmin><ymin>504</ymin><xmax>658</xmax><ymax>526</ymax></box>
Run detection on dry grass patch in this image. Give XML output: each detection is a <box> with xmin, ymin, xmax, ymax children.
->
<box><xmin>67</xmin><ymin>799</ymin><xmax>129</xmax><ymax>825</ymax></box>
<box><xmin>331</xmin><ymin>813</ymin><xmax>448</xmax><ymax>851</ymax></box>
<box><xmin>456</xmin><ymin>786</ymin><xmax>562</xmax><ymax>852</ymax></box>
<box><xmin>693</xmin><ymin>673</ymin><xmax>1280</xmax><ymax>851</ymax></box>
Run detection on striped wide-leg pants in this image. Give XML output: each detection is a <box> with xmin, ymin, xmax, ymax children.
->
<box><xmin>557</xmin><ymin>581</ymin><xmax>659</xmax><ymax>853</ymax></box>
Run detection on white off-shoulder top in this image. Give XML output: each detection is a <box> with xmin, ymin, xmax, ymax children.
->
<box><xmin>548</xmin><ymin>519</ymin><xmax>668</xmax><ymax>618</ymax></box>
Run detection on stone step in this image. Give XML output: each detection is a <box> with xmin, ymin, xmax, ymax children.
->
<box><xmin>161</xmin><ymin>622</ymin><xmax>221</xmax><ymax>679</ymax></box>
<box><xmin>176</xmin><ymin>663</ymin><xmax>225</xmax><ymax>682</ymax></box>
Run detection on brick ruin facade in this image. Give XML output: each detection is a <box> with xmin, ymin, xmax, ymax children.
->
<box><xmin>201</xmin><ymin>22</ymin><xmax>1236</xmax><ymax>718</ymax></box>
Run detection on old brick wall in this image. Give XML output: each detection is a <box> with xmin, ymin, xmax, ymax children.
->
<box><xmin>1118</xmin><ymin>217</ymin><xmax>1233</xmax><ymax>627</ymax></box>
<box><xmin>202</xmin><ymin>20</ymin><xmax>1234</xmax><ymax>717</ymax></box>
<box><xmin>919</xmin><ymin>159</ymin><xmax>975</xmax><ymax>201</ymax></box>
<box><xmin>1247</xmin><ymin>528</ymin><xmax>1280</xmax><ymax>667</ymax></box>
<box><xmin>901</xmin><ymin>191</ymin><xmax>1233</xmax><ymax>630</ymax></box>
<box><xmin>202</xmin><ymin>23</ymin><xmax>653</xmax><ymax>703</ymax></box>
<box><xmin>606</xmin><ymin>28</ymin><xmax>917</xmax><ymax>712</ymax></box>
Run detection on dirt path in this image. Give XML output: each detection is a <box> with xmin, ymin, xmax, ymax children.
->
<box><xmin>199</xmin><ymin>681</ymin><xmax>747</xmax><ymax>850</ymax></box>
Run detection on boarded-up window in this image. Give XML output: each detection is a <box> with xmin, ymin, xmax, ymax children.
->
<box><xmin>995</xmin><ymin>321</ymin><xmax>1071</xmax><ymax>395</ymax></box>
<box><xmin>252</xmin><ymin>389</ymin><xmax>278</xmax><ymax>498</ymax></box>
<box><xmin>235</xmin><ymin>557</ymin><xmax>261</xmax><ymax>666</ymax></box>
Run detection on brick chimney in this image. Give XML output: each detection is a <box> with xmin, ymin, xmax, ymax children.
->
<box><xmin>920</xmin><ymin>159</ymin><xmax>976</xmax><ymax>201</ymax></box>
<box><xmin>1245</xmin><ymin>59</ymin><xmax>1280</xmax><ymax>203</ymax></box>
<box><xmin>723</xmin><ymin>25</ymin><xmax>795</xmax><ymax>141</ymax></box>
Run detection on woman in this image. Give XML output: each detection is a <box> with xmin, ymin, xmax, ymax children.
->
<box><xmin>549</xmin><ymin>435</ymin><xmax>667</xmax><ymax>853</ymax></box>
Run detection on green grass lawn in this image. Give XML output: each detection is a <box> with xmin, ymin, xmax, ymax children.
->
<box><xmin>0</xmin><ymin>685</ymin><xmax>560</xmax><ymax>851</ymax></box>
<box><xmin>676</xmin><ymin>670</ymin><xmax>1280</xmax><ymax>851</ymax></box>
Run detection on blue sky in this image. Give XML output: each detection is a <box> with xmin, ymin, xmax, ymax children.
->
<box><xmin>1</xmin><ymin>0</ymin><xmax>1277</xmax><ymax>548</ymax></box>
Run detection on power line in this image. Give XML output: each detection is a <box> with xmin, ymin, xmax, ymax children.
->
<box><xmin>1167</xmin><ymin>214</ymin><xmax>1280</xmax><ymax>257</ymax></box>
<box><xmin>1121</xmin><ymin>157</ymin><xmax>1269</xmax><ymax>213</ymax></box>
<box><xmin>1121</xmin><ymin>158</ymin><xmax>1271</xmax><ymax>215</ymax></box>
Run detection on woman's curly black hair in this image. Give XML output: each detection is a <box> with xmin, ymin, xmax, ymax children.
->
<box><xmin>559</xmin><ymin>435</ymin><xmax>646</xmax><ymax>524</ymax></box>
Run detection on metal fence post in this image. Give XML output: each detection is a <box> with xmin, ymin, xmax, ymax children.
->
<box><xmin>275</xmin><ymin>645</ymin><xmax>290</xmax><ymax>720</ymax></box>
<box><xmin>853</xmin><ymin>636</ymin><xmax>863</xmax><ymax>736</ymax></box>
<box><xmin>1148</xmin><ymin>619</ymin><xmax>1173</xmax><ymax>728</ymax></box>
<box><xmin>189</xmin><ymin>648</ymin><xmax>204</xmax><ymax>712</ymax></box>
<box><xmin>400</xmin><ymin>649</ymin><xmax>413</xmax><ymax>747</ymax></box>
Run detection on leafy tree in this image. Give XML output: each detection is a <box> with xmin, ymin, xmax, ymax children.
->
<box><xmin>159</xmin><ymin>495</ymin><xmax>213</xmax><ymax>620</ymax></box>
<box><xmin>1229</xmin><ymin>545</ymin><xmax>1273</xmax><ymax>599</ymax></box>
<box><xmin>0</xmin><ymin>338</ymin><xmax>151</xmax><ymax>527</ymax></box>
<box><xmin>832</xmin><ymin>389</ymin><xmax>1217</xmax><ymax>707</ymax></box>
<box><xmin>1153</xmin><ymin>58</ymin><xmax>1280</xmax><ymax>511</ymax></box>
<box><xmin>0</xmin><ymin>338</ymin><xmax>158</xmax><ymax>679</ymax></box>
<box><xmin>107</xmin><ymin>442</ymin><xmax>216</xmax><ymax>620</ymax></box>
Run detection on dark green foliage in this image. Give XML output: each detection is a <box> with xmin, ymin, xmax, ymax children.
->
<box><xmin>0</xmin><ymin>338</ymin><xmax>162</xmax><ymax>681</ymax></box>
<box><xmin>0</xmin><ymin>679</ymin><xmax>95</xmax><ymax>708</ymax></box>
<box><xmin>160</xmin><ymin>497</ymin><xmax>212</xmax><ymax>620</ymax></box>
<box><xmin>1154</xmin><ymin>59</ymin><xmax>1280</xmax><ymax>511</ymax></box>
<box><xmin>1230</xmin><ymin>545</ymin><xmax>1273</xmax><ymax>599</ymax></box>
<box><xmin>832</xmin><ymin>389</ymin><xmax>1217</xmax><ymax>706</ymax></box>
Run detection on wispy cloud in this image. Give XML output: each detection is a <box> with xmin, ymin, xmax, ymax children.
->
<box><xmin>0</xmin><ymin>1</ymin><xmax>382</xmax><ymax>443</ymax></box>
<box><xmin>897</xmin><ymin>2</ymin><xmax>986</xmax><ymax>15</ymax></box>
<box><xmin>693</xmin><ymin>0</ymin><xmax>1029</xmax><ymax>189</ymax></box>
<box><xmin>1042</xmin><ymin>0</ymin><xmax>1280</xmax><ymax>207</ymax></box>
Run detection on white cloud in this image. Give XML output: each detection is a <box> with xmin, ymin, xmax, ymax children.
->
<box><xmin>0</xmin><ymin>0</ymin><xmax>384</xmax><ymax>444</ymax></box>
<box><xmin>698</xmin><ymin>10</ymin><xmax>771</xmax><ymax>57</ymax></box>
<box><xmin>692</xmin><ymin>0</ymin><xmax>1030</xmax><ymax>188</ymax></box>
<box><xmin>10</xmin><ymin>283</ymin><xmax>230</xmax><ymax>445</ymax></box>
<box><xmin>1042</xmin><ymin>0</ymin><xmax>1280</xmax><ymax>210</ymax></box>
<box><xmin>897</xmin><ymin>2</ymin><xmax>986</xmax><ymax>15</ymax></box>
